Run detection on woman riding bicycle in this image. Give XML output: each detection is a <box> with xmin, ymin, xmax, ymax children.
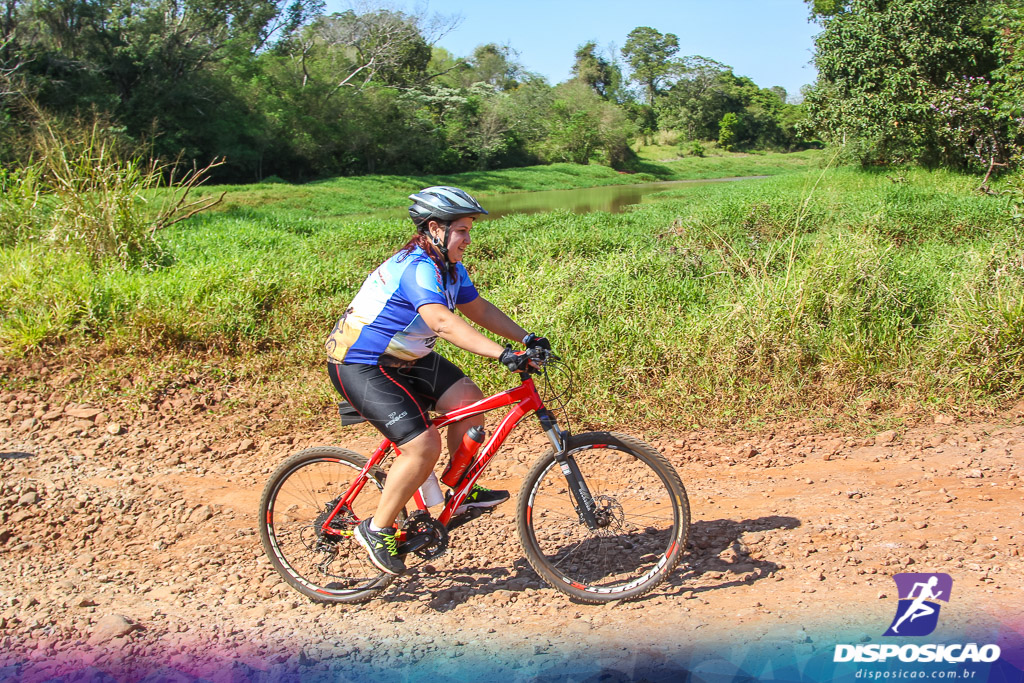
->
<box><xmin>325</xmin><ymin>186</ymin><xmax>549</xmax><ymax>575</ymax></box>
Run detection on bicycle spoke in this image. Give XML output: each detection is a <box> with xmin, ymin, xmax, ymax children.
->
<box><xmin>518</xmin><ymin>433</ymin><xmax>689</xmax><ymax>602</ymax></box>
<box><xmin>259</xmin><ymin>448</ymin><xmax>397</xmax><ymax>604</ymax></box>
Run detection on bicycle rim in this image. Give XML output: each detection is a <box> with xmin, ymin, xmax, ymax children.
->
<box><xmin>259</xmin><ymin>447</ymin><xmax>395</xmax><ymax>604</ymax></box>
<box><xmin>518</xmin><ymin>432</ymin><xmax>689</xmax><ymax>603</ymax></box>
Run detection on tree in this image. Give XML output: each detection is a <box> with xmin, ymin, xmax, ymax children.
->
<box><xmin>425</xmin><ymin>45</ymin><xmax>468</xmax><ymax>86</ymax></box>
<box><xmin>570</xmin><ymin>41</ymin><xmax>622</xmax><ymax>101</ymax></box>
<box><xmin>0</xmin><ymin>34</ymin><xmax>20</xmax><ymax>97</ymax></box>
<box><xmin>982</xmin><ymin>1</ymin><xmax>1024</xmax><ymax>174</ymax></box>
<box><xmin>621</xmin><ymin>26</ymin><xmax>679</xmax><ymax>106</ymax></box>
<box><xmin>656</xmin><ymin>56</ymin><xmax>730</xmax><ymax>139</ymax></box>
<box><xmin>459</xmin><ymin>43</ymin><xmax>525</xmax><ymax>91</ymax></box>
<box><xmin>298</xmin><ymin>9</ymin><xmax>433</xmax><ymax>91</ymax></box>
<box><xmin>1</xmin><ymin>1</ymin><xmax>17</xmax><ymax>62</ymax></box>
<box><xmin>499</xmin><ymin>75</ymin><xmax>555</xmax><ymax>163</ymax></box>
<box><xmin>544</xmin><ymin>81</ymin><xmax>636</xmax><ymax>167</ymax></box>
<box><xmin>5</xmin><ymin>0</ymin><xmax>323</xmax><ymax>176</ymax></box>
<box><xmin>654</xmin><ymin>59</ymin><xmax>808</xmax><ymax>150</ymax></box>
<box><xmin>4</xmin><ymin>0</ymin><xmax>681</xmax><ymax>179</ymax></box>
<box><xmin>804</xmin><ymin>0</ymin><xmax>1018</xmax><ymax>168</ymax></box>
<box><xmin>405</xmin><ymin>82</ymin><xmax>506</xmax><ymax>171</ymax></box>
<box><xmin>718</xmin><ymin>112</ymin><xmax>740</xmax><ymax>150</ymax></box>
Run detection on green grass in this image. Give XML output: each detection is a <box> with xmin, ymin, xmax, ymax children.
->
<box><xmin>194</xmin><ymin>151</ymin><xmax>825</xmax><ymax>222</ymax></box>
<box><xmin>2</xmin><ymin>159</ymin><xmax>1022</xmax><ymax>427</ymax></box>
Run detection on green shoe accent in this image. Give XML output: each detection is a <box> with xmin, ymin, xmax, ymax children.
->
<box><xmin>448</xmin><ymin>484</ymin><xmax>510</xmax><ymax>515</ymax></box>
<box><xmin>354</xmin><ymin>519</ymin><xmax>406</xmax><ymax>575</ymax></box>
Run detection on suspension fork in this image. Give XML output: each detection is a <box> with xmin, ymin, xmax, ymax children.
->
<box><xmin>537</xmin><ymin>410</ymin><xmax>600</xmax><ymax>530</ymax></box>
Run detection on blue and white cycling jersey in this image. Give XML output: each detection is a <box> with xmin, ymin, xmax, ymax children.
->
<box><xmin>325</xmin><ymin>247</ymin><xmax>479</xmax><ymax>364</ymax></box>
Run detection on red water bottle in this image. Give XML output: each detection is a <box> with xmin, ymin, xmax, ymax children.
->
<box><xmin>441</xmin><ymin>426</ymin><xmax>485</xmax><ymax>487</ymax></box>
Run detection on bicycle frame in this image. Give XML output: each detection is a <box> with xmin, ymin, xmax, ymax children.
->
<box><xmin>321</xmin><ymin>373</ymin><xmax>570</xmax><ymax>533</ymax></box>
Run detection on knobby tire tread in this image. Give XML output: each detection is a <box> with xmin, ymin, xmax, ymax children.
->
<box><xmin>258</xmin><ymin>446</ymin><xmax>397</xmax><ymax>604</ymax></box>
<box><xmin>516</xmin><ymin>431</ymin><xmax>690</xmax><ymax>604</ymax></box>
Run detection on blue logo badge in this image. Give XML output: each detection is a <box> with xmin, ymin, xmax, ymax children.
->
<box><xmin>883</xmin><ymin>573</ymin><xmax>953</xmax><ymax>637</ymax></box>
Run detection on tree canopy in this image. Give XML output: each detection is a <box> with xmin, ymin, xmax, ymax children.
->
<box><xmin>803</xmin><ymin>0</ymin><xmax>1024</xmax><ymax>170</ymax></box>
<box><xmin>0</xmin><ymin>5</ymin><xmax>815</xmax><ymax>181</ymax></box>
<box><xmin>571</xmin><ymin>41</ymin><xmax>623</xmax><ymax>102</ymax></box>
<box><xmin>621</xmin><ymin>26</ymin><xmax>679</xmax><ymax>107</ymax></box>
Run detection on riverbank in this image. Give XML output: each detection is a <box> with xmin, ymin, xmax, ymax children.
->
<box><xmin>1</xmin><ymin>161</ymin><xmax>1021</xmax><ymax>428</ymax></box>
<box><xmin>199</xmin><ymin>149</ymin><xmax>824</xmax><ymax>219</ymax></box>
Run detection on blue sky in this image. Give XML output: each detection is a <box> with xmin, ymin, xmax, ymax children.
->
<box><xmin>326</xmin><ymin>1</ymin><xmax>821</xmax><ymax>100</ymax></box>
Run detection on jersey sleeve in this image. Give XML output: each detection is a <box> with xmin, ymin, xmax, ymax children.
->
<box><xmin>401</xmin><ymin>257</ymin><xmax>449</xmax><ymax>310</ymax></box>
<box><xmin>454</xmin><ymin>263</ymin><xmax>479</xmax><ymax>305</ymax></box>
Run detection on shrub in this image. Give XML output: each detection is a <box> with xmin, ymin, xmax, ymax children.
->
<box><xmin>718</xmin><ymin>113</ymin><xmax>741</xmax><ymax>151</ymax></box>
<box><xmin>0</xmin><ymin>165</ymin><xmax>43</xmax><ymax>247</ymax></box>
<box><xmin>3</xmin><ymin>113</ymin><xmax>224</xmax><ymax>269</ymax></box>
<box><xmin>654</xmin><ymin>130</ymin><xmax>680</xmax><ymax>146</ymax></box>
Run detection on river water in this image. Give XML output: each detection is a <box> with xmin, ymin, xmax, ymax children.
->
<box><xmin>476</xmin><ymin>175</ymin><xmax>768</xmax><ymax>220</ymax></box>
<box><xmin>361</xmin><ymin>175</ymin><xmax>768</xmax><ymax>221</ymax></box>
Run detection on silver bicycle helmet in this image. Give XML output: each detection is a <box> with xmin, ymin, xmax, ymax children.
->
<box><xmin>408</xmin><ymin>186</ymin><xmax>488</xmax><ymax>227</ymax></box>
<box><xmin>408</xmin><ymin>186</ymin><xmax>488</xmax><ymax>260</ymax></box>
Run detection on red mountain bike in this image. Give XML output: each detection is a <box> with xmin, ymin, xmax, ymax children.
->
<box><xmin>258</xmin><ymin>352</ymin><xmax>690</xmax><ymax>604</ymax></box>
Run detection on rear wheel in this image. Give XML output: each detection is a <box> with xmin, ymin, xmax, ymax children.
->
<box><xmin>517</xmin><ymin>432</ymin><xmax>689</xmax><ymax>603</ymax></box>
<box><xmin>258</xmin><ymin>446</ymin><xmax>400</xmax><ymax>604</ymax></box>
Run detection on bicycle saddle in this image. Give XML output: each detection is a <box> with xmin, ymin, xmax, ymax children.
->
<box><xmin>337</xmin><ymin>401</ymin><xmax>367</xmax><ymax>426</ymax></box>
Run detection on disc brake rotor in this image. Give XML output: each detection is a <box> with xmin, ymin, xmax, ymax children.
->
<box><xmin>592</xmin><ymin>494</ymin><xmax>625</xmax><ymax>529</ymax></box>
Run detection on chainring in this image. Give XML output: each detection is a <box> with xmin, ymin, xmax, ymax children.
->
<box><xmin>402</xmin><ymin>513</ymin><xmax>450</xmax><ymax>560</ymax></box>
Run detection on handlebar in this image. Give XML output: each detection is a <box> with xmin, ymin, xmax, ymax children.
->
<box><xmin>521</xmin><ymin>347</ymin><xmax>559</xmax><ymax>376</ymax></box>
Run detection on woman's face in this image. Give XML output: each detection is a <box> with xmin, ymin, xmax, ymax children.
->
<box><xmin>430</xmin><ymin>216</ymin><xmax>475</xmax><ymax>263</ymax></box>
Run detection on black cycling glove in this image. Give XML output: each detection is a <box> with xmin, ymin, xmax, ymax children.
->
<box><xmin>499</xmin><ymin>345</ymin><xmax>532</xmax><ymax>372</ymax></box>
<box><xmin>523</xmin><ymin>333</ymin><xmax>551</xmax><ymax>351</ymax></box>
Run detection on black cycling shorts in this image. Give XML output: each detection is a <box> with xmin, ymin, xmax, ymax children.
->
<box><xmin>327</xmin><ymin>353</ymin><xmax>467</xmax><ymax>446</ymax></box>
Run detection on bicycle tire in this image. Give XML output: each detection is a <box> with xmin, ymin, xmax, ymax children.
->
<box><xmin>516</xmin><ymin>431</ymin><xmax>690</xmax><ymax>603</ymax></box>
<box><xmin>258</xmin><ymin>446</ymin><xmax>401</xmax><ymax>604</ymax></box>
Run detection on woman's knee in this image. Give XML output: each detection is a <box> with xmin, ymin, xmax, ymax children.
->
<box><xmin>399</xmin><ymin>426</ymin><xmax>442</xmax><ymax>463</ymax></box>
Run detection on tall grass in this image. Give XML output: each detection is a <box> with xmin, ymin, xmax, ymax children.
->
<box><xmin>0</xmin><ymin>116</ymin><xmax>222</xmax><ymax>268</ymax></box>
<box><xmin>0</xmin><ymin>165</ymin><xmax>43</xmax><ymax>246</ymax></box>
<box><xmin>1</xmin><ymin>163</ymin><xmax>1021</xmax><ymax>424</ymax></box>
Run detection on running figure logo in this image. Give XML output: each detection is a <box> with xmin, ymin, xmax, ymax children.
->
<box><xmin>883</xmin><ymin>573</ymin><xmax>953</xmax><ymax>637</ymax></box>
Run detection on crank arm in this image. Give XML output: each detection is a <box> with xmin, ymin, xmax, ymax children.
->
<box><xmin>396</xmin><ymin>533</ymin><xmax>434</xmax><ymax>556</ymax></box>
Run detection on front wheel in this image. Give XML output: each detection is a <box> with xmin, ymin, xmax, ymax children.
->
<box><xmin>258</xmin><ymin>446</ymin><xmax>399</xmax><ymax>604</ymax></box>
<box><xmin>517</xmin><ymin>432</ymin><xmax>690</xmax><ymax>603</ymax></box>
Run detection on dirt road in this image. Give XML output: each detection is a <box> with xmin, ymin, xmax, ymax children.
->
<box><xmin>1</xmin><ymin>368</ymin><xmax>1022</xmax><ymax>681</ymax></box>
